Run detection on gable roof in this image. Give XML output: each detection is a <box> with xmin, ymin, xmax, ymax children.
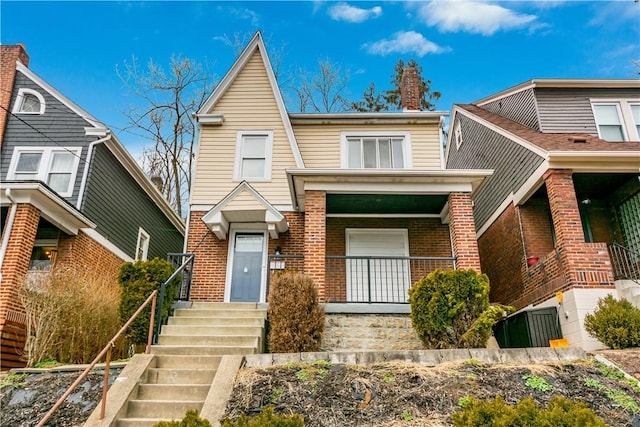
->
<box><xmin>201</xmin><ymin>181</ymin><xmax>288</xmax><ymax>240</ymax></box>
<box><xmin>197</xmin><ymin>31</ymin><xmax>304</xmax><ymax>168</ymax></box>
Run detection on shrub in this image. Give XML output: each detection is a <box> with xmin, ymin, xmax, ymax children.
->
<box><xmin>20</xmin><ymin>267</ymin><xmax>126</xmax><ymax>366</ymax></box>
<box><xmin>118</xmin><ymin>258</ymin><xmax>178</xmax><ymax>345</ymax></box>
<box><xmin>452</xmin><ymin>395</ymin><xmax>606</xmax><ymax>427</ymax></box>
<box><xmin>584</xmin><ymin>294</ymin><xmax>640</xmax><ymax>349</ymax></box>
<box><xmin>408</xmin><ymin>269</ymin><xmax>491</xmax><ymax>349</ymax></box>
<box><xmin>222</xmin><ymin>407</ymin><xmax>304</xmax><ymax>427</ymax></box>
<box><xmin>153</xmin><ymin>409</ymin><xmax>211</xmax><ymax>427</ymax></box>
<box><xmin>267</xmin><ymin>271</ymin><xmax>325</xmax><ymax>353</ymax></box>
<box><xmin>460</xmin><ymin>304</ymin><xmax>515</xmax><ymax>348</ymax></box>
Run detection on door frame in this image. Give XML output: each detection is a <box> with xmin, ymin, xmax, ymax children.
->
<box><xmin>224</xmin><ymin>226</ymin><xmax>269</xmax><ymax>303</ymax></box>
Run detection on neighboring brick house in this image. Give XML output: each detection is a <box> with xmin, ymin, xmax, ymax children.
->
<box><xmin>445</xmin><ymin>79</ymin><xmax>640</xmax><ymax>351</ymax></box>
<box><xmin>186</xmin><ymin>32</ymin><xmax>491</xmax><ymax>351</ymax></box>
<box><xmin>0</xmin><ymin>45</ymin><xmax>185</xmax><ymax>368</ymax></box>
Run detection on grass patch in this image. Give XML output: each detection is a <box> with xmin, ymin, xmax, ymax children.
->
<box><xmin>0</xmin><ymin>373</ymin><xmax>29</xmax><ymax>389</ymax></box>
<box><xmin>523</xmin><ymin>374</ymin><xmax>553</xmax><ymax>392</ymax></box>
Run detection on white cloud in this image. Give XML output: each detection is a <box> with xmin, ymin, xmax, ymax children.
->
<box><xmin>328</xmin><ymin>3</ymin><xmax>382</xmax><ymax>23</ymax></box>
<box><xmin>363</xmin><ymin>31</ymin><xmax>450</xmax><ymax>57</ymax></box>
<box><xmin>415</xmin><ymin>1</ymin><xmax>538</xmax><ymax>36</ymax></box>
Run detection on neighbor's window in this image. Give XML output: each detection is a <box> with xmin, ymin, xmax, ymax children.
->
<box><xmin>7</xmin><ymin>147</ymin><xmax>81</xmax><ymax>197</ymax></box>
<box><xmin>13</xmin><ymin>88</ymin><xmax>46</xmax><ymax>114</ymax></box>
<box><xmin>135</xmin><ymin>228</ymin><xmax>150</xmax><ymax>261</ymax></box>
<box><xmin>344</xmin><ymin>134</ymin><xmax>409</xmax><ymax>169</ymax></box>
<box><xmin>592</xmin><ymin>100</ymin><xmax>640</xmax><ymax>141</ymax></box>
<box><xmin>234</xmin><ymin>131</ymin><xmax>273</xmax><ymax>181</ymax></box>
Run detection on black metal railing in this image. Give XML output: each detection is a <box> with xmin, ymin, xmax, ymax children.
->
<box><xmin>266</xmin><ymin>254</ymin><xmax>305</xmax><ymax>298</ymax></box>
<box><xmin>608</xmin><ymin>243</ymin><xmax>640</xmax><ymax>284</ymax></box>
<box><xmin>153</xmin><ymin>253</ymin><xmax>195</xmax><ymax>344</ymax></box>
<box><xmin>167</xmin><ymin>253</ymin><xmax>195</xmax><ymax>301</ymax></box>
<box><xmin>325</xmin><ymin>255</ymin><xmax>457</xmax><ymax>304</ymax></box>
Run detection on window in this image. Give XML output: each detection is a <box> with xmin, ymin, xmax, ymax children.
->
<box><xmin>7</xmin><ymin>147</ymin><xmax>81</xmax><ymax>197</ymax></box>
<box><xmin>12</xmin><ymin>88</ymin><xmax>46</xmax><ymax>114</ymax></box>
<box><xmin>135</xmin><ymin>228</ymin><xmax>150</xmax><ymax>261</ymax></box>
<box><xmin>342</xmin><ymin>132</ymin><xmax>410</xmax><ymax>169</ymax></box>
<box><xmin>454</xmin><ymin>120</ymin><xmax>463</xmax><ymax>149</ymax></box>
<box><xmin>592</xmin><ymin>100</ymin><xmax>640</xmax><ymax>141</ymax></box>
<box><xmin>234</xmin><ymin>131</ymin><xmax>273</xmax><ymax>181</ymax></box>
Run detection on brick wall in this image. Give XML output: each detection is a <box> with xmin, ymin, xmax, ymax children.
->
<box><xmin>56</xmin><ymin>230</ymin><xmax>124</xmax><ymax>284</ymax></box>
<box><xmin>0</xmin><ymin>203</ymin><xmax>39</xmax><ymax>369</ymax></box>
<box><xmin>448</xmin><ymin>193</ymin><xmax>481</xmax><ymax>271</ymax></box>
<box><xmin>0</xmin><ymin>45</ymin><xmax>29</xmax><ymax>148</ymax></box>
<box><xmin>401</xmin><ymin>67</ymin><xmax>420</xmax><ymax>111</ymax></box>
<box><xmin>304</xmin><ymin>191</ymin><xmax>326</xmax><ymax>298</ymax></box>
<box><xmin>519</xmin><ymin>197</ymin><xmax>554</xmax><ymax>259</ymax></box>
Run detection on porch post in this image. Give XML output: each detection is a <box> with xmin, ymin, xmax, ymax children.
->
<box><xmin>448</xmin><ymin>193</ymin><xmax>482</xmax><ymax>272</ymax></box>
<box><xmin>0</xmin><ymin>203</ymin><xmax>40</xmax><ymax>367</ymax></box>
<box><xmin>543</xmin><ymin>169</ymin><xmax>584</xmax><ymax>249</ymax></box>
<box><xmin>304</xmin><ymin>190</ymin><xmax>326</xmax><ymax>300</ymax></box>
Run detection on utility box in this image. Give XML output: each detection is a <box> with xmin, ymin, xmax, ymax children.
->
<box><xmin>493</xmin><ymin>307</ymin><xmax>562</xmax><ymax>348</ymax></box>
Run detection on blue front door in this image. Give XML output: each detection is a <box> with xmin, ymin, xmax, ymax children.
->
<box><xmin>230</xmin><ymin>233</ymin><xmax>264</xmax><ymax>302</ymax></box>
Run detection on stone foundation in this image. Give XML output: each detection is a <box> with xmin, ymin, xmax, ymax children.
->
<box><xmin>322</xmin><ymin>314</ymin><xmax>423</xmax><ymax>351</ymax></box>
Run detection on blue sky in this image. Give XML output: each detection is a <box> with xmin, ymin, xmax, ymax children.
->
<box><xmin>2</xmin><ymin>1</ymin><xmax>639</xmax><ymax>157</ymax></box>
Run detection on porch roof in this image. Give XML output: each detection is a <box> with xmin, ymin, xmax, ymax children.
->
<box><xmin>0</xmin><ymin>181</ymin><xmax>96</xmax><ymax>235</ymax></box>
<box><xmin>286</xmin><ymin>168</ymin><xmax>493</xmax><ymax>212</ymax></box>
<box><xmin>201</xmin><ymin>181</ymin><xmax>289</xmax><ymax>240</ymax></box>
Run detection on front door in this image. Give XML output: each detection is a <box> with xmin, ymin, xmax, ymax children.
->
<box><xmin>230</xmin><ymin>233</ymin><xmax>264</xmax><ymax>302</ymax></box>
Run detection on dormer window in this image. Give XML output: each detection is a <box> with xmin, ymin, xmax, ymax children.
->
<box><xmin>592</xmin><ymin>100</ymin><xmax>640</xmax><ymax>141</ymax></box>
<box><xmin>13</xmin><ymin>88</ymin><xmax>45</xmax><ymax>115</ymax></box>
<box><xmin>341</xmin><ymin>131</ymin><xmax>411</xmax><ymax>169</ymax></box>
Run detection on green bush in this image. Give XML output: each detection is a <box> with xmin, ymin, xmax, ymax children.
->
<box><xmin>584</xmin><ymin>294</ymin><xmax>640</xmax><ymax>349</ymax></box>
<box><xmin>453</xmin><ymin>395</ymin><xmax>606</xmax><ymax>427</ymax></box>
<box><xmin>153</xmin><ymin>409</ymin><xmax>211</xmax><ymax>427</ymax></box>
<box><xmin>267</xmin><ymin>271</ymin><xmax>325</xmax><ymax>353</ymax></box>
<box><xmin>118</xmin><ymin>258</ymin><xmax>178</xmax><ymax>345</ymax></box>
<box><xmin>460</xmin><ymin>304</ymin><xmax>515</xmax><ymax>348</ymax></box>
<box><xmin>222</xmin><ymin>407</ymin><xmax>304</xmax><ymax>426</ymax></box>
<box><xmin>20</xmin><ymin>267</ymin><xmax>126</xmax><ymax>366</ymax></box>
<box><xmin>408</xmin><ymin>269</ymin><xmax>492</xmax><ymax>348</ymax></box>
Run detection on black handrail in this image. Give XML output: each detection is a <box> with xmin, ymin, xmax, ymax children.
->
<box><xmin>608</xmin><ymin>243</ymin><xmax>640</xmax><ymax>284</ymax></box>
<box><xmin>153</xmin><ymin>254</ymin><xmax>195</xmax><ymax>344</ymax></box>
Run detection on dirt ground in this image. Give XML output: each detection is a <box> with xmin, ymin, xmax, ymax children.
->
<box><xmin>224</xmin><ymin>350</ymin><xmax>640</xmax><ymax>427</ymax></box>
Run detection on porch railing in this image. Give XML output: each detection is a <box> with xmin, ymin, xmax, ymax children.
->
<box><xmin>326</xmin><ymin>256</ymin><xmax>457</xmax><ymax>304</ymax></box>
<box><xmin>608</xmin><ymin>243</ymin><xmax>640</xmax><ymax>285</ymax></box>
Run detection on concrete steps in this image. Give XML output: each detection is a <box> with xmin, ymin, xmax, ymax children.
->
<box><xmin>113</xmin><ymin>302</ymin><xmax>267</xmax><ymax>427</ymax></box>
<box><xmin>615</xmin><ymin>280</ymin><xmax>640</xmax><ymax>309</ymax></box>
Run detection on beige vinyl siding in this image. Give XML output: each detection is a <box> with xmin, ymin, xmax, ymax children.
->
<box><xmin>224</xmin><ymin>189</ymin><xmax>265</xmax><ymax>211</ymax></box>
<box><xmin>191</xmin><ymin>51</ymin><xmax>297</xmax><ymax>205</ymax></box>
<box><xmin>294</xmin><ymin>122</ymin><xmax>442</xmax><ymax>169</ymax></box>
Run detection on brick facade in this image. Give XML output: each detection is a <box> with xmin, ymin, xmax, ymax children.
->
<box><xmin>304</xmin><ymin>191</ymin><xmax>327</xmax><ymax>298</ymax></box>
<box><xmin>0</xmin><ymin>44</ymin><xmax>29</xmax><ymax>148</ymax></box>
<box><xmin>56</xmin><ymin>230</ymin><xmax>123</xmax><ymax>284</ymax></box>
<box><xmin>448</xmin><ymin>193</ymin><xmax>482</xmax><ymax>271</ymax></box>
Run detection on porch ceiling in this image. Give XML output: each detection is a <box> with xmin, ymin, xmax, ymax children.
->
<box><xmin>327</xmin><ymin>194</ymin><xmax>449</xmax><ymax>215</ymax></box>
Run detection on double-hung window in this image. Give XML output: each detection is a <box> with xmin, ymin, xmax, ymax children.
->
<box><xmin>135</xmin><ymin>228</ymin><xmax>150</xmax><ymax>261</ymax></box>
<box><xmin>234</xmin><ymin>131</ymin><xmax>273</xmax><ymax>181</ymax></box>
<box><xmin>592</xmin><ymin>100</ymin><xmax>640</xmax><ymax>141</ymax></box>
<box><xmin>342</xmin><ymin>132</ymin><xmax>410</xmax><ymax>169</ymax></box>
<box><xmin>7</xmin><ymin>147</ymin><xmax>81</xmax><ymax>197</ymax></box>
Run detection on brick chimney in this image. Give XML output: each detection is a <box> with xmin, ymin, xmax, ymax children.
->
<box><xmin>400</xmin><ymin>66</ymin><xmax>420</xmax><ymax>111</ymax></box>
<box><xmin>1</xmin><ymin>44</ymin><xmax>30</xmax><ymax>148</ymax></box>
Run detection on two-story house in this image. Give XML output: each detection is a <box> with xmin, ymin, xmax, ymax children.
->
<box><xmin>0</xmin><ymin>45</ymin><xmax>185</xmax><ymax>368</ymax></box>
<box><xmin>446</xmin><ymin>79</ymin><xmax>640</xmax><ymax>351</ymax></box>
<box><xmin>186</xmin><ymin>32</ymin><xmax>491</xmax><ymax>351</ymax></box>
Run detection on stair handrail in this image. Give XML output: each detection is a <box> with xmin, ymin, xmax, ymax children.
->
<box><xmin>36</xmin><ymin>290</ymin><xmax>158</xmax><ymax>427</ymax></box>
<box><xmin>153</xmin><ymin>253</ymin><xmax>195</xmax><ymax>345</ymax></box>
<box><xmin>608</xmin><ymin>242</ymin><xmax>640</xmax><ymax>284</ymax></box>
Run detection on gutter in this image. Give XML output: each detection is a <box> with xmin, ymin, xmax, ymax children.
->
<box><xmin>0</xmin><ymin>189</ymin><xmax>19</xmax><ymax>282</ymax></box>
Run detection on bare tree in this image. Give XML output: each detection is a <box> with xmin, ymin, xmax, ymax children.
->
<box><xmin>117</xmin><ymin>55</ymin><xmax>214</xmax><ymax>217</ymax></box>
<box><xmin>291</xmin><ymin>57</ymin><xmax>352</xmax><ymax>112</ymax></box>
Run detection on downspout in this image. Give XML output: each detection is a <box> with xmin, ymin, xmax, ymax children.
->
<box><xmin>0</xmin><ymin>189</ymin><xmax>18</xmax><ymax>282</ymax></box>
<box><xmin>76</xmin><ymin>132</ymin><xmax>112</xmax><ymax>210</ymax></box>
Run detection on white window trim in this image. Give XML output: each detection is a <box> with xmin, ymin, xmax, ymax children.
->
<box><xmin>340</xmin><ymin>131</ymin><xmax>412</xmax><ymax>169</ymax></box>
<box><xmin>6</xmin><ymin>146</ymin><xmax>82</xmax><ymax>197</ymax></box>
<box><xmin>590</xmin><ymin>98</ymin><xmax>640</xmax><ymax>141</ymax></box>
<box><xmin>12</xmin><ymin>88</ymin><xmax>46</xmax><ymax>115</ymax></box>
<box><xmin>135</xmin><ymin>228</ymin><xmax>150</xmax><ymax>261</ymax></box>
<box><xmin>454</xmin><ymin>120</ymin><xmax>463</xmax><ymax>150</ymax></box>
<box><xmin>233</xmin><ymin>130</ymin><xmax>273</xmax><ymax>182</ymax></box>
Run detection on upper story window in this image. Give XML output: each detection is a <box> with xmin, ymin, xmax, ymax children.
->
<box><xmin>135</xmin><ymin>228</ymin><xmax>150</xmax><ymax>261</ymax></box>
<box><xmin>341</xmin><ymin>131</ymin><xmax>411</xmax><ymax>169</ymax></box>
<box><xmin>592</xmin><ymin>100</ymin><xmax>640</xmax><ymax>141</ymax></box>
<box><xmin>7</xmin><ymin>147</ymin><xmax>81</xmax><ymax>197</ymax></box>
<box><xmin>234</xmin><ymin>131</ymin><xmax>273</xmax><ymax>181</ymax></box>
<box><xmin>12</xmin><ymin>88</ymin><xmax>46</xmax><ymax>115</ymax></box>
